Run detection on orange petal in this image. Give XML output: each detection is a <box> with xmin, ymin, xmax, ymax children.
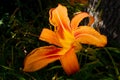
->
<box><xmin>23</xmin><ymin>46</ymin><xmax>61</xmax><ymax>72</ymax></box>
<box><xmin>60</xmin><ymin>47</ymin><xmax>80</xmax><ymax>75</ymax></box>
<box><xmin>74</xmin><ymin>26</ymin><xmax>107</xmax><ymax>47</ymax></box>
<box><xmin>39</xmin><ymin>28</ymin><xmax>61</xmax><ymax>46</ymax></box>
<box><xmin>71</xmin><ymin>12</ymin><xmax>94</xmax><ymax>30</ymax></box>
<box><xmin>49</xmin><ymin>4</ymin><xmax>71</xmax><ymax>36</ymax></box>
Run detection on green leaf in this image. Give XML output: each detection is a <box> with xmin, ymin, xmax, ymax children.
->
<box><xmin>48</xmin><ymin>65</ymin><xmax>62</xmax><ymax>71</ymax></box>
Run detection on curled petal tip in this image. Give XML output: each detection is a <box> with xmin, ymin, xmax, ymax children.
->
<box><xmin>71</xmin><ymin>12</ymin><xmax>94</xmax><ymax>30</ymax></box>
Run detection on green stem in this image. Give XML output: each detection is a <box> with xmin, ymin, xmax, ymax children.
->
<box><xmin>94</xmin><ymin>0</ymin><xmax>101</xmax><ymax>11</ymax></box>
<box><xmin>37</xmin><ymin>0</ymin><xmax>42</xmax><ymax>12</ymax></box>
<box><xmin>11</xmin><ymin>46</ymin><xmax>14</xmax><ymax>67</ymax></box>
<box><xmin>104</xmin><ymin>48</ymin><xmax>120</xmax><ymax>80</ymax></box>
<box><xmin>19</xmin><ymin>31</ymin><xmax>39</xmax><ymax>38</ymax></box>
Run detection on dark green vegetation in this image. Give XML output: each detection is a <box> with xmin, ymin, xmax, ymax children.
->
<box><xmin>0</xmin><ymin>0</ymin><xmax>120</xmax><ymax>80</ymax></box>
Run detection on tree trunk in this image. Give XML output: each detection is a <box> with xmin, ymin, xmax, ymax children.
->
<box><xmin>89</xmin><ymin>0</ymin><xmax>120</xmax><ymax>47</ymax></box>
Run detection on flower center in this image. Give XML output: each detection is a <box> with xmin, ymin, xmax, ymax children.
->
<box><xmin>73</xmin><ymin>41</ymin><xmax>82</xmax><ymax>52</ymax></box>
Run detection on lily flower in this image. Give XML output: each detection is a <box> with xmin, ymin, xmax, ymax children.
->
<box><xmin>23</xmin><ymin>4</ymin><xmax>107</xmax><ymax>75</ymax></box>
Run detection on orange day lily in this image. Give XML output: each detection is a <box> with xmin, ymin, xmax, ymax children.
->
<box><xmin>23</xmin><ymin>4</ymin><xmax>107</xmax><ymax>75</ymax></box>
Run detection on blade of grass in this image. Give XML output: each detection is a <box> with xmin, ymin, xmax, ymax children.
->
<box><xmin>104</xmin><ymin>48</ymin><xmax>120</xmax><ymax>80</ymax></box>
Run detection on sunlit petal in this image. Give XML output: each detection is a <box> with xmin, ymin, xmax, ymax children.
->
<box><xmin>74</xmin><ymin>26</ymin><xmax>107</xmax><ymax>47</ymax></box>
<box><xmin>39</xmin><ymin>28</ymin><xmax>61</xmax><ymax>46</ymax></box>
<box><xmin>71</xmin><ymin>12</ymin><xmax>94</xmax><ymax>30</ymax></box>
<box><xmin>60</xmin><ymin>47</ymin><xmax>80</xmax><ymax>75</ymax></box>
<box><xmin>49</xmin><ymin>4</ymin><xmax>71</xmax><ymax>38</ymax></box>
<box><xmin>23</xmin><ymin>46</ymin><xmax>61</xmax><ymax>72</ymax></box>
